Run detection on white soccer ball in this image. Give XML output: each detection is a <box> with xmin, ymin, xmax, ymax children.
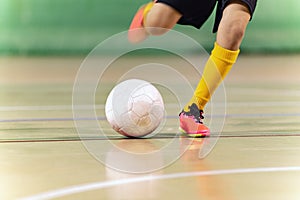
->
<box><xmin>105</xmin><ymin>79</ymin><xmax>164</xmax><ymax>138</ymax></box>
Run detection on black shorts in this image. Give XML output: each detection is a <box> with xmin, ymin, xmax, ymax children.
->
<box><xmin>156</xmin><ymin>0</ymin><xmax>257</xmax><ymax>33</ymax></box>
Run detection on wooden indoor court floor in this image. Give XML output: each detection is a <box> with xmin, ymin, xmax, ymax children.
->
<box><xmin>1</xmin><ymin>55</ymin><xmax>300</xmax><ymax>200</ymax></box>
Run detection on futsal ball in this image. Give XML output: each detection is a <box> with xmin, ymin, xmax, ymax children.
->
<box><xmin>105</xmin><ymin>79</ymin><xmax>164</xmax><ymax>138</ymax></box>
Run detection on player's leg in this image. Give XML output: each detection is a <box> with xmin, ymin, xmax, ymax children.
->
<box><xmin>180</xmin><ymin>1</ymin><xmax>252</xmax><ymax>137</ymax></box>
<box><xmin>128</xmin><ymin>1</ymin><xmax>181</xmax><ymax>43</ymax></box>
<box><xmin>191</xmin><ymin>1</ymin><xmax>251</xmax><ymax>108</ymax></box>
<box><xmin>145</xmin><ymin>3</ymin><xmax>182</xmax><ymax>36</ymax></box>
<box><xmin>216</xmin><ymin>1</ymin><xmax>251</xmax><ymax>50</ymax></box>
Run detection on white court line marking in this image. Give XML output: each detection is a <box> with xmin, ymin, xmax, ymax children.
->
<box><xmin>20</xmin><ymin>166</ymin><xmax>300</xmax><ymax>200</ymax></box>
<box><xmin>1</xmin><ymin>101</ymin><xmax>300</xmax><ymax>111</ymax></box>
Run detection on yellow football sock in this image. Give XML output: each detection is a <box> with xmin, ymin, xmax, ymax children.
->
<box><xmin>142</xmin><ymin>2</ymin><xmax>155</xmax><ymax>25</ymax></box>
<box><xmin>184</xmin><ymin>42</ymin><xmax>240</xmax><ymax>111</ymax></box>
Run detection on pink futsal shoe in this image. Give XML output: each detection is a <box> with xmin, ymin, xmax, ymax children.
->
<box><xmin>179</xmin><ymin>103</ymin><xmax>210</xmax><ymax>137</ymax></box>
<box><xmin>128</xmin><ymin>1</ymin><xmax>155</xmax><ymax>43</ymax></box>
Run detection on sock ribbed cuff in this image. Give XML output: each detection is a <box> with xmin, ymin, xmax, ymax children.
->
<box><xmin>211</xmin><ymin>42</ymin><xmax>240</xmax><ymax>64</ymax></box>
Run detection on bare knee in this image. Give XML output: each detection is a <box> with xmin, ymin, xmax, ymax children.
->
<box><xmin>144</xmin><ymin>3</ymin><xmax>181</xmax><ymax>36</ymax></box>
<box><xmin>225</xmin><ymin>17</ymin><xmax>247</xmax><ymax>44</ymax></box>
<box><xmin>145</xmin><ymin>15</ymin><xmax>170</xmax><ymax>35</ymax></box>
<box><xmin>217</xmin><ymin>3</ymin><xmax>250</xmax><ymax>50</ymax></box>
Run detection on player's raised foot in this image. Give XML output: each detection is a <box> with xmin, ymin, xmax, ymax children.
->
<box><xmin>128</xmin><ymin>1</ymin><xmax>155</xmax><ymax>43</ymax></box>
<box><xmin>179</xmin><ymin>103</ymin><xmax>210</xmax><ymax>137</ymax></box>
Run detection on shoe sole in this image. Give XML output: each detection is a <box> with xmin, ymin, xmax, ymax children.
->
<box><xmin>178</xmin><ymin>127</ymin><xmax>209</xmax><ymax>138</ymax></box>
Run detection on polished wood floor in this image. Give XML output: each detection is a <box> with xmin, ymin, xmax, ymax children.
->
<box><xmin>0</xmin><ymin>55</ymin><xmax>300</xmax><ymax>200</ymax></box>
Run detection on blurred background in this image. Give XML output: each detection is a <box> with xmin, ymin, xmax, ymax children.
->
<box><xmin>0</xmin><ymin>0</ymin><xmax>299</xmax><ymax>56</ymax></box>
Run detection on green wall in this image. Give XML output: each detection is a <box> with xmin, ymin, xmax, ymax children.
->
<box><xmin>0</xmin><ymin>0</ymin><xmax>299</xmax><ymax>55</ymax></box>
